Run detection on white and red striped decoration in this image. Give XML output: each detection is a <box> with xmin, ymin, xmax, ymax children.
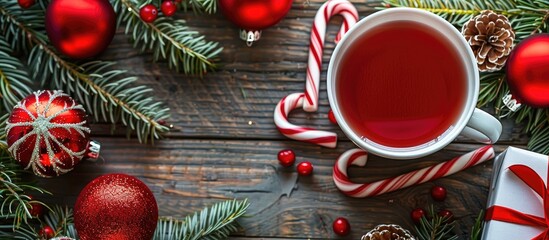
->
<box><xmin>333</xmin><ymin>145</ymin><xmax>495</xmax><ymax>198</ymax></box>
<box><xmin>304</xmin><ymin>0</ymin><xmax>358</xmax><ymax>112</ymax></box>
<box><xmin>273</xmin><ymin>0</ymin><xmax>358</xmax><ymax>148</ymax></box>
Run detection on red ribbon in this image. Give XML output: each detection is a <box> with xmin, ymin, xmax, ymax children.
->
<box><xmin>486</xmin><ymin>164</ymin><xmax>549</xmax><ymax>240</ymax></box>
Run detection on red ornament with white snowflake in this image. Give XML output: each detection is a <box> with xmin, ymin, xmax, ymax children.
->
<box><xmin>6</xmin><ymin>90</ymin><xmax>100</xmax><ymax>178</ymax></box>
<box><xmin>218</xmin><ymin>0</ymin><xmax>293</xmax><ymax>46</ymax></box>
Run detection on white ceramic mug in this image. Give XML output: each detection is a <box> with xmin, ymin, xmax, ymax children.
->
<box><xmin>327</xmin><ymin>8</ymin><xmax>502</xmax><ymax>159</ymax></box>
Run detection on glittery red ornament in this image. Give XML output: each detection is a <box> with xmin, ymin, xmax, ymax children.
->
<box><xmin>506</xmin><ymin>33</ymin><xmax>549</xmax><ymax>108</ymax></box>
<box><xmin>218</xmin><ymin>0</ymin><xmax>293</xmax><ymax>45</ymax></box>
<box><xmin>411</xmin><ymin>208</ymin><xmax>426</xmax><ymax>224</ymax></box>
<box><xmin>45</xmin><ymin>0</ymin><xmax>116</xmax><ymax>59</ymax></box>
<box><xmin>161</xmin><ymin>1</ymin><xmax>177</xmax><ymax>17</ymax></box>
<box><xmin>6</xmin><ymin>90</ymin><xmax>99</xmax><ymax>178</ymax></box>
<box><xmin>332</xmin><ymin>217</ymin><xmax>351</xmax><ymax>236</ymax></box>
<box><xmin>277</xmin><ymin>149</ymin><xmax>295</xmax><ymax>167</ymax></box>
<box><xmin>297</xmin><ymin>161</ymin><xmax>313</xmax><ymax>176</ymax></box>
<box><xmin>140</xmin><ymin>4</ymin><xmax>159</xmax><ymax>23</ymax></box>
<box><xmin>74</xmin><ymin>173</ymin><xmax>158</xmax><ymax>240</ymax></box>
<box><xmin>39</xmin><ymin>225</ymin><xmax>55</xmax><ymax>239</ymax></box>
<box><xmin>18</xmin><ymin>0</ymin><xmax>35</xmax><ymax>8</ymax></box>
<box><xmin>430</xmin><ymin>185</ymin><xmax>447</xmax><ymax>201</ymax></box>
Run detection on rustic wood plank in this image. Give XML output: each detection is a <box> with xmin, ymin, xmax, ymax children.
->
<box><xmin>85</xmin><ymin>0</ymin><xmax>528</xmax><ymax>145</ymax></box>
<box><xmin>38</xmin><ymin>138</ymin><xmax>513</xmax><ymax>239</ymax></box>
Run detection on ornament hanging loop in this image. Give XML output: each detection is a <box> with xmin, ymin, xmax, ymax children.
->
<box><xmin>86</xmin><ymin>140</ymin><xmax>101</xmax><ymax>160</ymax></box>
<box><xmin>501</xmin><ymin>92</ymin><xmax>522</xmax><ymax>118</ymax></box>
<box><xmin>240</xmin><ymin>29</ymin><xmax>261</xmax><ymax>47</ymax></box>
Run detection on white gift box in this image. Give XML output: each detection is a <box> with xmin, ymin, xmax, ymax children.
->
<box><xmin>482</xmin><ymin>147</ymin><xmax>549</xmax><ymax>239</ymax></box>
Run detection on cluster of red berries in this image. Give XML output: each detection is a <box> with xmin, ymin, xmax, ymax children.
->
<box><xmin>26</xmin><ymin>196</ymin><xmax>56</xmax><ymax>239</ymax></box>
<box><xmin>277</xmin><ymin>149</ymin><xmax>313</xmax><ymax>176</ymax></box>
<box><xmin>140</xmin><ymin>0</ymin><xmax>181</xmax><ymax>23</ymax></box>
<box><xmin>410</xmin><ymin>185</ymin><xmax>454</xmax><ymax>224</ymax></box>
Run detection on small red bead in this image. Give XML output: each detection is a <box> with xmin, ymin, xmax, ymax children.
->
<box><xmin>39</xmin><ymin>225</ymin><xmax>55</xmax><ymax>238</ymax></box>
<box><xmin>438</xmin><ymin>209</ymin><xmax>454</xmax><ymax>221</ymax></box>
<box><xmin>18</xmin><ymin>0</ymin><xmax>35</xmax><ymax>9</ymax></box>
<box><xmin>277</xmin><ymin>149</ymin><xmax>295</xmax><ymax>167</ymax></box>
<box><xmin>332</xmin><ymin>217</ymin><xmax>351</xmax><ymax>236</ymax></box>
<box><xmin>27</xmin><ymin>196</ymin><xmax>44</xmax><ymax>217</ymax></box>
<box><xmin>297</xmin><ymin>162</ymin><xmax>313</xmax><ymax>176</ymax></box>
<box><xmin>411</xmin><ymin>208</ymin><xmax>426</xmax><ymax>224</ymax></box>
<box><xmin>140</xmin><ymin>4</ymin><xmax>158</xmax><ymax>23</ymax></box>
<box><xmin>328</xmin><ymin>109</ymin><xmax>337</xmax><ymax>124</ymax></box>
<box><xmin>431</xmin><ymin>185</ymin><xmax>447</xmax><ymax>201</ymax></box>
<box><xmin>161</xmin><ymin>1</ymin><xmax>177</xmax><ymax>17</ymax></box>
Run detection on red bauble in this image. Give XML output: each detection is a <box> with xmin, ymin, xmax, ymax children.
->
<box><xmin>277</xmin><ymin>149</ymin><xmax>295</xmax><ymax>167</ymax></box>
<box><xmin>74</xmin><ymin>174</ymin><xmax>158</xmax><ymax>240</ymax></box>
<box><xmin>45</xmin><ymin>0</ymin><xmax>116</xmax><ymax>59</ymax></box>
<box><xmin>218</xmin><ymin>0</ymin><xmax>293</xmax><ymax>44</ymax></box>
<box><xmin>39</xmin><ymin>225</ymin><xmax>55</xmax><ymax>239</ymax></box>
<box><xmin>328</xmin><ymin>109</ymin><xmax>337</xmax><ymax>124</ymax></box>
<box><xmin>430</xmin><ymin>185</ymin><xmax>447</xmax><ymax>201</ymax></box>
<box><xmin>6</xmin><ymin>90</ymin><xmax>97</xmax><ymax>178</ymax></box>
<box><xmin>506</xmin><ymin>33</ymin><xmax>549</xmax><ymax>108</ymax></box>
<box><xmin>332</xmin><ymin>217</ymin><xmax>351</xmax><ymax>236</ymax></box>
<box><xmin>140</xmin><ymin>4</ymin><xmax>159</xmax><ymax>23</ymax></box>
<box><xmin>297</xmin><ymin>161</ymin><xmax>313</xmax><ymax>176</ymax></box>
<box><xmin>161</xmin><ymin>1</ymin><xmax>177</xmax><ymax>17</ymax></box>
<box><xmin>411</xmin><ymin>208</ymin><xmax>426</xmax><ymax>224</ymax></box>
<box><xmin>18</xmin><ymin>0</ymin><xmax>35</xmax><ymax>8</ymax></box>
<box><xmin>438</xmin><ymin>209</ymin><xmax>454</xmax><ymax>221</ymax></box>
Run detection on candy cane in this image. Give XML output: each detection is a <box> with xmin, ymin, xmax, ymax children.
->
<box><xmin>304</xmin><ymin>0</ymin><xmax>359</xmax><ymax>112</ymax></box>
<box><xmin>333</xmin><ymin>145</ymin><xmax>495</xmax><ymax>198</ymax></box>
<box><xmin>273</xmin><ymin>0</ymin><xmax>358</xmax><ymax>148</ymax></box>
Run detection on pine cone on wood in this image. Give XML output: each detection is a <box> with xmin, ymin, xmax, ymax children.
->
<box><xmin>361</xmin><ymin>224</ymin><xmax>415</xmax><ymax>240</ymax></box>
<box><xmin>462</xmin><ymin>10</ymin><xmax>515</xmax><ymax>72</ymax></box>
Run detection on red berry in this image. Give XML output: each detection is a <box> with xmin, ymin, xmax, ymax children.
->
<box><xmin>140</xmin><ymin>4</ymin><xmax>158</xmax><ymax>23</ymax></box>
<box><xmin>161</xmin><ymin>1</ymin><xmax>177</xmax><ymax>17</ymax></box>
<box><xmin>175</xmin><ymin>0</ymin><xmax>182</xmax><ymax>3</ymax></box>
<box><xmin>332</xmin><ymin>217</ymin><xmax>351</xmax><ymax>236</ymax></box>
<box><xmin>297</xmin><ymin>162</ymin><xmax>313</xmax><ymax>176</ymax></box>
<box><xmin>277</xmin><ymin>149</ymin><xmax>296</xmax><ymax>167</ymax></box>
<box><xmin>411</xmin><ymin>208</ymin><xmax>426</xmax><ymax>224</ymax></box>
<box><xmin>328</xmin><ymin>109</ymin><xmax>337</xmax><ymax>124</ymax></box>
<box><xmin>431</xmin><ymin>185</ymin><xmax>447</xmax><ymax>201</ymax></box>
<box><xmin>18</xmin><ymin>0</ymin><xmax>35</xmax><ymax>8</ymax></box>
<box><xmin>39</xmin><ymin>225</ymin><xmax>55</xmax><ymax>238</ymax></box>
<box><xmin>27</xmin><ymin>196</ymin><xmax>44</xmax><ymax>217</ymax></box>
<box><xmin>438</xmin><ymin>209</ymin><xmax>454</xmax><ymax>221</ymax></box>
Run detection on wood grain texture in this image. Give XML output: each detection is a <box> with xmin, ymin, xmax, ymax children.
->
<box><xmin>34</xmin><ymin>1</ymin><xmax>529</xmax><ymax>239</ymax></box>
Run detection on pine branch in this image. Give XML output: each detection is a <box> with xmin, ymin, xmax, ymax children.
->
<box><xmin>0</xmin><ymin>2</ymin><xmax>171</xmax><ymax>143</ymax></box>
<box><xmin>415</xmin><ymin>206</ymin><xmax>458</xmax><ymax>240</ymax></box>
<box><xmin>112</xmin><ymin>0</ymin><xmax>222</xmax><ymax>76</ymax></box>
<box><xmin>153</xmin><ymin>199</ymin><xmax>249</xmax><ymax>240</ymax></box>
<box><xmin>0</xmin><ymin>36</ymin><xmax>33</xmax><ymax>113</ymax></box>
<box><xmin>469</xmin><ymin>210</ymin><xmax>484</xmax><ymax>240</ymax></box>
<box><xmin>43</xmin><ymin>205</ymin><xmax>77</xmax><ymax>239</ymax></box>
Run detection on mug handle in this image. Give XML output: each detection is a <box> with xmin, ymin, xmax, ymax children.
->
<box><xmin>460</xmin><ymin>108</ymin><xmax>502</xmax><ymax>144</ymax></box>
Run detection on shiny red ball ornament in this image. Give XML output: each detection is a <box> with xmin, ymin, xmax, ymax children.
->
<box><xmin>45</xmin><ymin>0</ymin><xmax>116</xmax><ymax>59</ymax></box>
<box><xmin>430</xmin><ymin>185</ymin><xmax>447</xmax><ymax>201</ymax></box>
<box><xmin>161</xmin><ymin>1</ymin><xmax>177</xmax><ymax>17</ymax></box>
<box><xmin>18</xmin><ymin>0</ymin><xmax>35</xmax><ymax>9</ymax></box>
<box><xmin>277</xmin><ymin>149</ymin><xmax>295</xmax><ymax>167</ymax></box>
<box><xmin>6</xmin><ymin>90</ymin><xmax>99</xmax><ymax>178</ymax></box>
<box><xmin>39</xmin><ymin>225</ymin><xmax>55</xmax><ymax>239</ymax></box>
<box><xmin>218</xmin><ymin>0</ymin><xmax>293</xmax><ymax>45</ymax></box>
<box><xmin>74</xmin><ymin>174</ymin><xmax>158</xmax><ymax>240</ymax></box>
<box><xmin>328</xmin><ymin>109</ymin><xmax>337</xmax><ymax>124</ymax></box>
<box><xmin>297</xmin><ymin>161</ymin><xmax>313</xmax><ymax>176</ymax></box>
<box><xmin>506</xmin><ymin>33</ymin><xmax>549</xmax><ymax>108</ymax></box>
<box><xmin>332</xmin><ymin>217</ymin><xmax>351</xmax><ymax>236</ymax></box>
<box><xmin>411</xmin><ymin>208</ymin><xmax>426</xmax><ymax>224</ymax></box>
<box><xmin>140</xmin><ymin>4</ymin><xmax>159</xmax><ymax>23</ymax></box>
<box><xmin>438</xmin><ymin>209</ymin><xmax>454</xmax><ymax>221</ymax></box>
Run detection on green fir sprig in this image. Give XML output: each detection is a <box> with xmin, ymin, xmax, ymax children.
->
<box><xmin>415</xmin><ymin>206</ymin><xmax>458</xmax><ymax>240</ymax></box>
<box><xmin>0</xmin><ymin>36</ymin><xmax>32</xmax><ymax>112</ymax></box>
<box><xmin>383</xmin><ymin>0</ymin><xmax>549</xmax><ymax>153</ymax></box>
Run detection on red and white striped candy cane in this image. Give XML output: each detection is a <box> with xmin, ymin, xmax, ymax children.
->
<box><xmin>304</xmin><ymin>0</ymin><xmax>358</xmax><ymax>112</ymax></box>
<box><xmin>273</xmin><ymin>0</ymin><xmax>358</xmax><ymax>148</ymax></box>
<box><xmin>333</xmin><ymin>145</ymin><xmax>495</xmax><ymax>198</ymax></box>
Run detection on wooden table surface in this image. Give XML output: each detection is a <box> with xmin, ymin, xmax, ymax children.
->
<box><xmin>39</xmin><ymin>1</ymin><xmax>528</xmax><ymax>239</ymax></box>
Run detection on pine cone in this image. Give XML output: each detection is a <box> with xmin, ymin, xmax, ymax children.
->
<box><xmin>462</xmin><ymin>10</ymin><xmax>515</xmax><ymax>72</ymax></box>
<box><xmin>361</xmin><ymin>224</ymin><xmax>415</xmax><ymax>240</ymax></box>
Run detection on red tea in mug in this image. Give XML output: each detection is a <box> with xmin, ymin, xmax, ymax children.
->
<box><xmin>336</xmin><ymin>20</ymin><xmax>467</xmax><ymax>148</ymax></box>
